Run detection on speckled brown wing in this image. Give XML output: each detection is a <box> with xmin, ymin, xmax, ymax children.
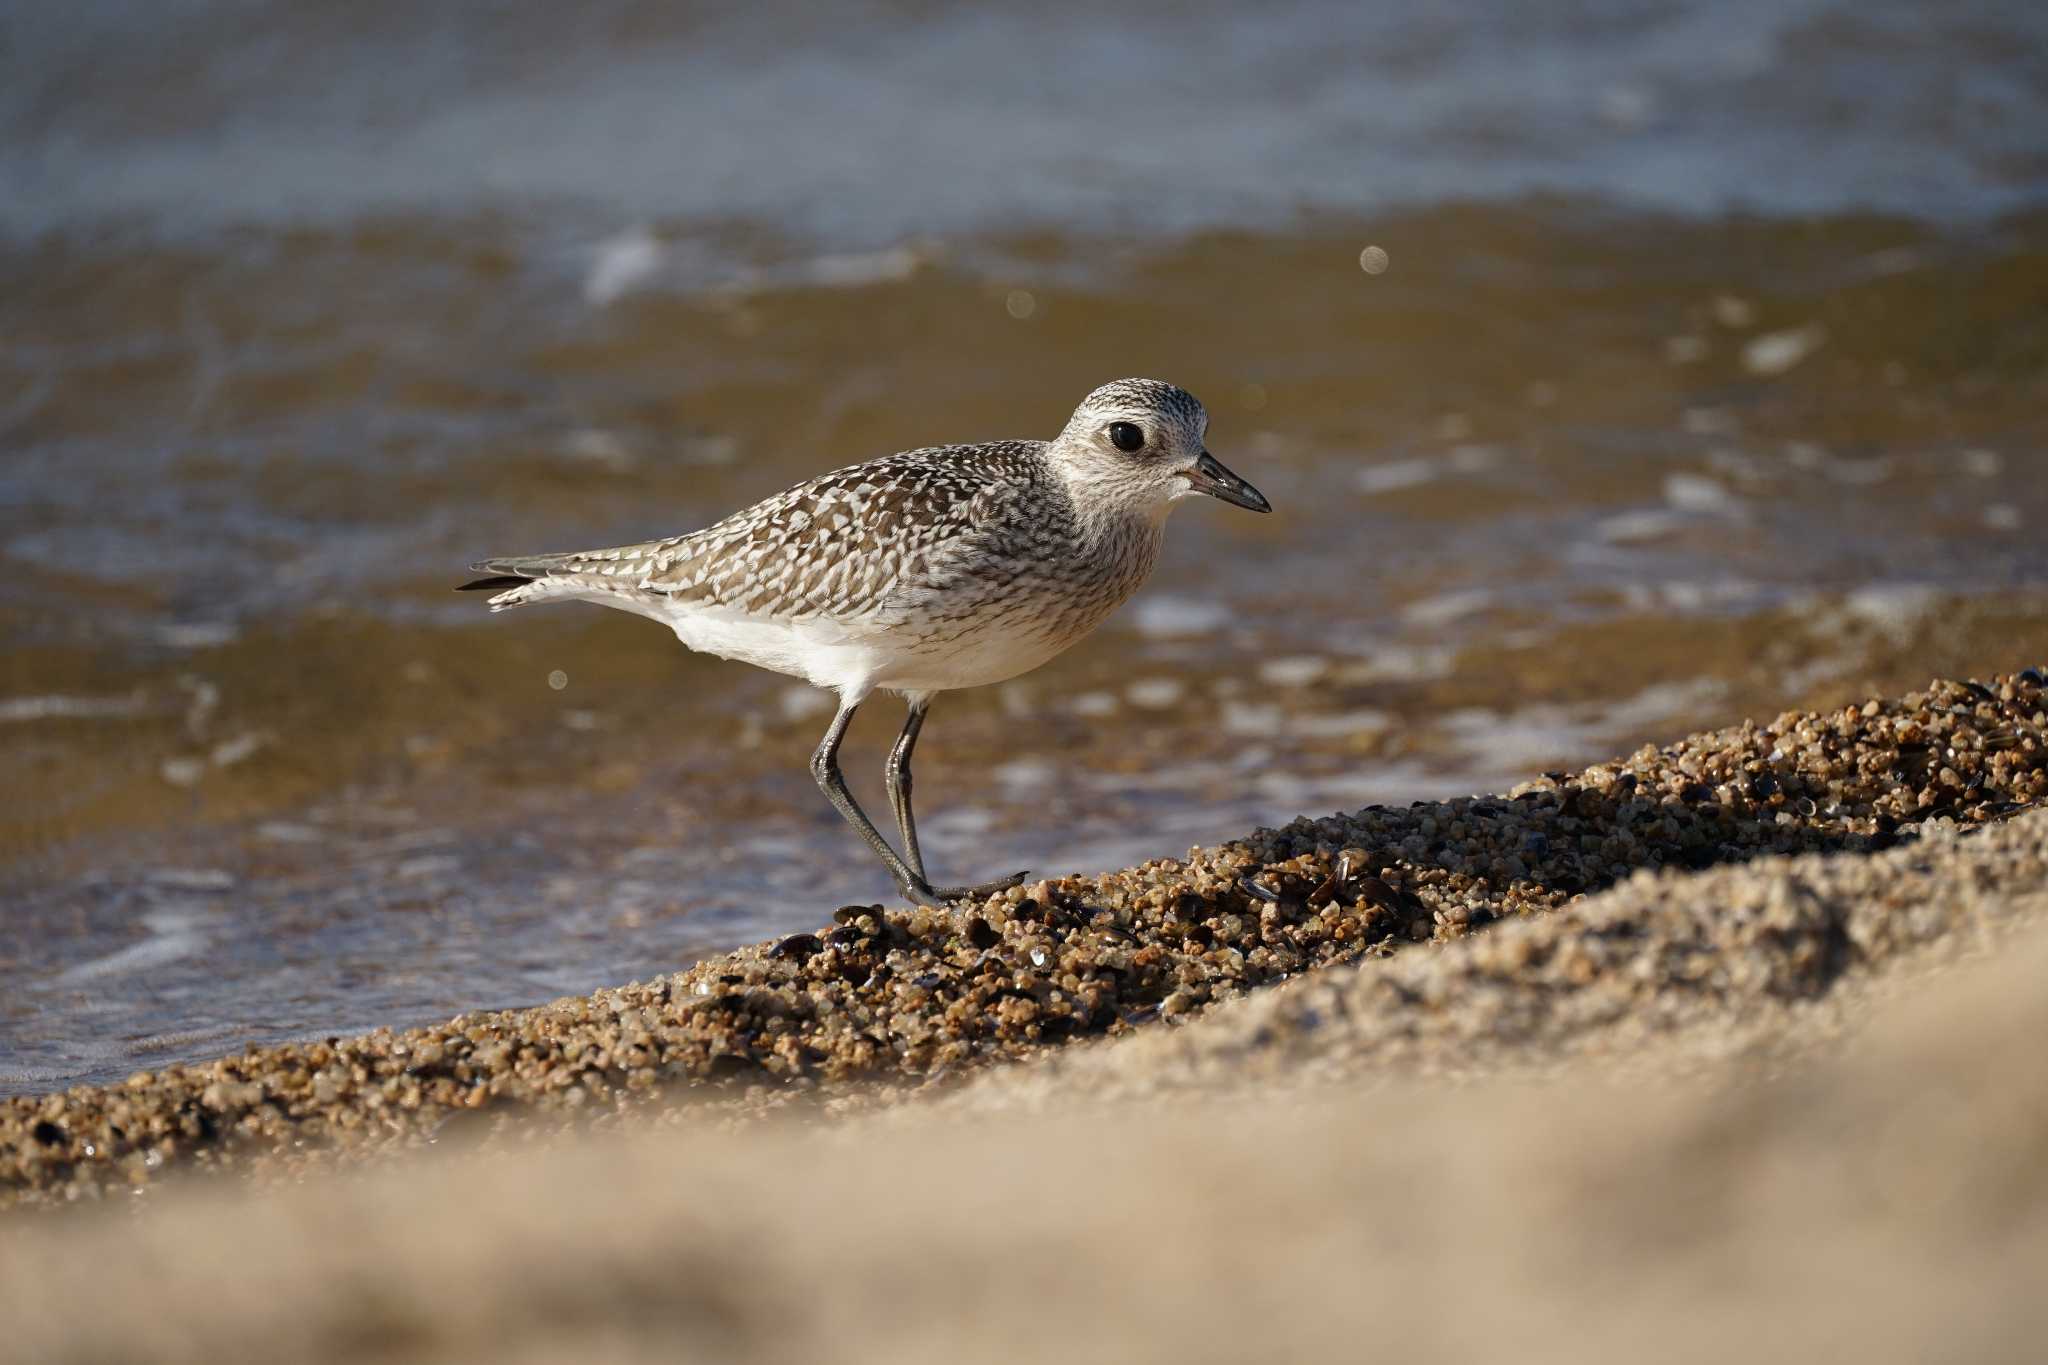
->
<box><xmin>475</xmin><ymin>442</ymin><xmax>1054</xmax><ymax>625</ymax></box>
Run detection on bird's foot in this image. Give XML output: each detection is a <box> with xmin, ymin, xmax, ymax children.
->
<box><xmin>900</xmin><ymin>870</ymin><xmax>1030</xmax><ymax>907</ymax></box>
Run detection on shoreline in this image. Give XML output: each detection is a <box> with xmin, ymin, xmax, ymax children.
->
<box><xmin>3</xmin><ymin>670</ymin><xmax>2043</xmax><ymax>1209</ymax></box>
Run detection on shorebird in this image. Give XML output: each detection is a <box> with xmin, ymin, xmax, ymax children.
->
<box><xmin>460</xmin><ymin>378</ymin><xmax>1270</xmax><ymax>905</ymax></box>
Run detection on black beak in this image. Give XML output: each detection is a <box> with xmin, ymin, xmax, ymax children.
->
<box><xmin>1185</xmin><ymin>450</ymin><xmax>1272</xmax><ymax>513</ymax></box>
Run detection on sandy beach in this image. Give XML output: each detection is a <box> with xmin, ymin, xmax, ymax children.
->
<box><xmin>1</xmin><ymin>669</ymin><xmax>2044</xmax><ymax>1359</ymax></box>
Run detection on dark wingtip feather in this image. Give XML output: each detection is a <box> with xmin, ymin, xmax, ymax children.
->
<box><xmin>456</xmin><ymin>575</ymin><xmax>532</xmax><ymax>593</ymax></box>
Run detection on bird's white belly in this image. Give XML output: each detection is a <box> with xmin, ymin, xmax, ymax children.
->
<box><xmin>661</xmin><ymin>602</ymin><xmax>1071</xmax><ymax>698</ymax></box>
<box><xmin>662</xmin><ymin>607</ymin><xmax>869</xmax><ymax>690</ymax></box>
<box><xmin>868</xmin><ymin>626</ymin><xmax>1071</xmax><ymax>693</ymax></box>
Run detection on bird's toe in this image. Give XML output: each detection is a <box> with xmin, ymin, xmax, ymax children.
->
<box><xmin>904</xmin><ymin>870</ymin><xmax>1029</xmax><ymax>907</ymax></box>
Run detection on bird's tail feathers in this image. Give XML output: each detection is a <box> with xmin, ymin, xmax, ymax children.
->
<box><xmin>457</xmin><ymin>552</ymin><xmax>677</xmax><ymax>612</ymax></box>
<box><xmin>456</xmin><ymin>558</ymin><xmax>571</xmax><ymax>612</ymax></box>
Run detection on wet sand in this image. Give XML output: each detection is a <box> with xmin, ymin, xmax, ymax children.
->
<box><xmin>2</xmin><ymin>672</ymin><xmax>2046</xmax><ymax>1360</ymax></box>
<box><xmin>3</xmin><ymin>668</ymin><xmax>2041</xmax><ymax>1209</ymax></box>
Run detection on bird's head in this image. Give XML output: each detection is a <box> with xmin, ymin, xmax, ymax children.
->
<box><xmin>1048</xmin><ymin>378</ymin><xmax>1271</xmax><ymax>520</ymax></box>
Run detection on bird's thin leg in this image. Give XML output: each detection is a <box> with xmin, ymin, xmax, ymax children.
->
<box><xmin>811</xmin><ymin>698</ymin><xmax>1028</xmax><ymax>907</ymax></box>
<box><xmin>884</xmin><ymin>696</ymin><xmax>931</xmax><ymax>884</ymax></box>
<box><xmin>810</xmin><ymin>700</ymin><xmax>928</xmax><ymax>899</ymax></box>
<box><xmin>879</xmin><ymin>696</ymin><xmax>1029</xmax><ymax>905</ymax></box>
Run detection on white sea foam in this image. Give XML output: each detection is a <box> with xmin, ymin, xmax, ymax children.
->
<box><xmin>584</xmin><ymin>226</ymin><xmax>664</xmax><ymax>305</ymax></box>
<box><xmin>1355</xmin><ymin>458</ymin><xmax>1441</xmax><ymax>494</ymax></box>
<box><xmin>1403</xmin><ymin>589</ymin><xmax>1493</xmax><ymax>628</ymax></box>
<box><xmin>0</xmin><ymin>692</ymin><xmax>152</xmax><ymax>722</ymax></box>
<box><xmin>1130</xmin><ymin>596</ymin><xmax>1231</xmax><ymax>639</ymax></box>
<box><xmin>55</xmin><ymin>908</ymin><xmax>212</xmax><ymax>986</ymax></box>
<box><xmin>1742</xmin><ymin>324</ymin><xmax>1827</xmax><ymax>376</ymax></box>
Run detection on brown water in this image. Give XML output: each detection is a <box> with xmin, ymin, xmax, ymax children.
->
<box><xmin>4</xmin><ymin>0</ymin><xmax>2047</xmax><ymax>1092</ymax></box>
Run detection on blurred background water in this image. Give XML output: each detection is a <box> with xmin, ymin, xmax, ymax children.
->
<box><xmin>3</xmin><ymin>0</ymin><xmax>2045</xmax><ymax>1092</ymax></box>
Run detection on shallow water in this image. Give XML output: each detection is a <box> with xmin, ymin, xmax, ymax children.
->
<box><xmin>4</xmin><ymin>0</ymin><xmax>2047</xmax><ymax>1093</ymax></box>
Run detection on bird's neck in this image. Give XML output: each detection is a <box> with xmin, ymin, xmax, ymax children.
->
<box><xmin>1061</xmin><ymin>484</ymin><xmax>1168</xmax><ymax>582</ymax></box>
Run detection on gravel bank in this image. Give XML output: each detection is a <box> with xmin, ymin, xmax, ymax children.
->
<box><xmin>943</xmin><ymin>803</ymin><xmax>2048</xmax><ymax>1113</ymax></box>
<box><xmin>3</xmin><ymin>670</ymin><xmax>2043</xmax><ymax>1208</ymax></box>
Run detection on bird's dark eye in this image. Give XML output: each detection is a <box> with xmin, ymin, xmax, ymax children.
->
<box><xmin>1107</xmin><ymin>421</ymin><xmax>1145</xmax><ymax>453</ymax></box>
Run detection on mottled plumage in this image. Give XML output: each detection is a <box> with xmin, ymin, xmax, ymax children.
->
<box><xmin>462</xmin><ymin>378</ymin><xmax>1270</xmax><ymax>905</ymax></box>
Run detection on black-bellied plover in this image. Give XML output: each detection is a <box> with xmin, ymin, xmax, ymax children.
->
<box><xmin>460</xmin><ymin>378</ymin><xmax>1270</xmax><ymax>905</ymax></box>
